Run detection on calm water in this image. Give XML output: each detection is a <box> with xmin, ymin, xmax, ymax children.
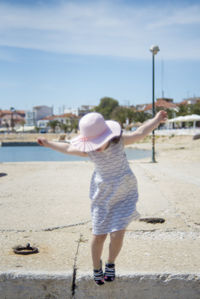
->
<box><xmin>0</xmin><ymin>146</ymin><xmax>150</xmax><ymax>162</ymax></box>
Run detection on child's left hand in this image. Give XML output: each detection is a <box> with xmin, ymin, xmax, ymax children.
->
<box><xmin>155</xmin><ymin>110</ymin><xmax>168</xmax><ymax>123</ymax></box>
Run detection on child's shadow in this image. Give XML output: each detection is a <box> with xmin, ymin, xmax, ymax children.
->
<box><xmin>0</xmin><ymin>173</ymin><xmax>7</xmax><ymax>178</ymax></box>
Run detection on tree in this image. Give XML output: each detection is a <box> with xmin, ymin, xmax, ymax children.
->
<box><xmin>10</xmin><ymin>107</ymin><xmax>16</xmax><ymax>132</ymax></box>
<box><xmin>177</xmin><ymin>104</ymin><xmax>190</xmax><ymax>116</ymax></box>
<box><xmin>95</xmin><ymin>97</ymin><xmax>119</xmax><ymax>119</ymax></box>
<box><xmin>59</xmin><ymin>123</ymin><xmax>70</xmax><ymax>133</ymax></box>
<box><xmin>132</xmin><ymin>111</ymin><xmax>151</xmax><ymax>123</ymax></box>
<box><xmin>4</xmin><ymin>121</ymin><xmax>9</xmax><ymax>132</ymax></box>
<box><xmin>111</xmin><ymin>106</ymin><xmax>135</xmax><ymax>127</ymax></box>
<box><xmin>165</xmin><ymin>108</ymin><xmax>176</xmax><ymax>119</ymax></box>
<box><xmin>70</xmin><ymin>118</ymin><xmax>79</xmax><ymax>133</ymax></box>
<box><xmin>47</xmin><ymin>120</ymin><xmax>60</xmax><ymax>133</ymax></box>
<box><xmin>191</xmin><ymin>102</ymin><xmax>200</xmax><ymax>115</ymax></box>
<box><xmin>35</xmin><ymin>126</ymin><xmax>40</xmax><ymax>133</ymax></box>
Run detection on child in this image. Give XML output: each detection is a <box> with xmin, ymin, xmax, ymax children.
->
<box><xmin>37</xmin><ymin>110</ymin><xmax>167</xmax><ymax>285</ymax></box>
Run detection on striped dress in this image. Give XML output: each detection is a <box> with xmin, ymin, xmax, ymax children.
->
<box><xmin>88</xmin><ymin>139</ymin><xmax>140</xmax><ymax>235</ymax></box>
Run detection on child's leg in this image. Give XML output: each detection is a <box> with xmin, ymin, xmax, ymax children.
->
<box><xmin>91</xmin><ymin>234</ymin><xmax>107</xmax><ymax>269</ymax></box>
<box><xmin>108</xmin><ymin>229</ymin><xmax>126</xmax><ymax>263</ymax></box>
<box><xmin>104</xmin><ymin>229</ymin><xmax>126</xmax><ymax>282</ymax></box>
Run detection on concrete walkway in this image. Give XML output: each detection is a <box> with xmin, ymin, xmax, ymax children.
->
<box><xmin>0</xmin><ymin>158</ymin><xmax>200</xmax><ymax>298</ymax></box>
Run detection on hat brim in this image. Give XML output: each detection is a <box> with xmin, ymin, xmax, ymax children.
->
<box><xmin>71</xmin><ymin>120</ymin><xmax>121</xmax><ymax>152</ymax></box>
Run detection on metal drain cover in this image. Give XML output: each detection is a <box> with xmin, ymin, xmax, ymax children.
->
<box><xmin>13</xmin><ymin>243</ymin><xmax>39</xmax><ymax>255</ymax></box>
<box><xmin>139</xmin><ymin>217</ymin><xmax>165</xmax><ymax>224</ymax></box>
<box><xmin>0</xmin><ymin>173</ymin><xmax>7</xmax><ymax>177</ymax></box>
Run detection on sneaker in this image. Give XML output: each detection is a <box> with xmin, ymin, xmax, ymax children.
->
<box><xmin>104</xmin><ymin>263</ymin><xmax>115</xmax><ymax>282</ymax></box>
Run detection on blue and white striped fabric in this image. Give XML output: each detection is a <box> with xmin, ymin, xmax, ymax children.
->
<box><xmin>88</xmin><ymin>139</ymin><xmax>140</xmax><ymax>235</ymax></box>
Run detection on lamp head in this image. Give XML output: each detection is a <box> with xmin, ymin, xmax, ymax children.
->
<box><xmin>150</xmin><ymin>45</ymin><xmax>160</xmax><ymax>55</ymax></box>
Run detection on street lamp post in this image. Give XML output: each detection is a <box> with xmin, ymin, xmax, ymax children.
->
<box><xmin>149</xmin><ymin>45</ymin><xmax>160</xmax><ymax>163</ymax></box>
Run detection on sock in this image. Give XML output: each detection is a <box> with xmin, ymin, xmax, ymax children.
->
<box><xmin>93</xmin><ymin>261</ymin><xmax>104</xmax><ymax>286</ymax></box>
<box><xmin>104</xmin><ymin>263</ymin><xmax>115</xmax><ymax>282</ymax></box>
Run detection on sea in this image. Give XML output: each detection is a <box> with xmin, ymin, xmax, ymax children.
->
<box><xmin>0</xmin><ymin>146</ymin><xmax>150</xmax><ymax>162</ymax></box>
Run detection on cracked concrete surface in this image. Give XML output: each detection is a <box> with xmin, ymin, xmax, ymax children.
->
<box><xmin>0</xmin><ymin>137</ymin><xmax>200</xmax><ymax>298</ymax></box>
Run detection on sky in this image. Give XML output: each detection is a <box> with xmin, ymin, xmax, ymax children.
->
<box><xmin>0</xmin><ymin>0</ymin><xmax>200</xmax><ymax>114</ymax></box>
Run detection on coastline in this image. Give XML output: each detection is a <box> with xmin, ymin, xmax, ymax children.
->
<box><xmin>1</xmin><ymin>132</ymin><xmax>199</xmax><ymax>151</ymax></box>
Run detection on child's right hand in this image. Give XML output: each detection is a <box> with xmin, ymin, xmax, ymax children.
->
<box><xmin>37</xmin><ymin>137</ymin><xmax>49</xmax><ymax>147</ymax></box>
<box><xmin>155</xmin><ymin>110</ymin><xmax>168</xmax><ymax>123</ymax></box>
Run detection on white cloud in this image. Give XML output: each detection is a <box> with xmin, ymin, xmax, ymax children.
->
<box><xmin>149</xmin><ymin>4</ymin><xmax>200</xmax><ymax>28</ymax></box>
<box><xmin>0</xmin><ymin>1</ymin><xmax>200</xmax><ymax>59</ymax></box>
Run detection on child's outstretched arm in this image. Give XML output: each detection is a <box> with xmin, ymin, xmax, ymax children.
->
<box><xmin>122</xmin><ymin>110</ymin><xmax>167</xmax><ymax>145</ymax></box>
<box><xmin>37</xmin><ymin>137</ymin><xmax>88</xmax><ymax>157</ymax></box>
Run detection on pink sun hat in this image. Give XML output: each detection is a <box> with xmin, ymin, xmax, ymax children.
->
<box><xmin>71</xmin><ymin>112</ymin><xmax>121</xmax><ymax>152</ymax></box>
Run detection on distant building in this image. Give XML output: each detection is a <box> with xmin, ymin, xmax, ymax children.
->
<box><xmin>37</xmin><ymin>113</ymin><xmax>78</xmax><ymax>132</ymax></box>
<box><xmin>25</xmin><ymin>111</ymin><xmax>36</xmax><ymax>126</ymax></box>
<box><xmin>135</xmin><ymin>104</ymin><xmax>149</xmax><ymax>111</ymax></box>
<box><xmin>78</xmin><ymin>105</ymin><xmax>95</xmax><ymax>117</ymax></box>
<box><xmin>137</xmin><ymin>98</ymin><xmax>178</xmax><ymax>116</ymax></box>
<box><xmin>25</xmin><ymin>105</ymin><xmax>53</xmax><ymax>126</ymax></box>
<box><xmin>0</xmin><ymin>110</ymin><xmax>25</xmax><ymax>128</ymax></box>
<box><xmin>179</xmin><ymin>97</ymin><xmax>200</xmax><ymax>105</ymax></box>
<box><xmin>36</xmin><ymin>119</ymin><xmax>49</xmax><ymax>130</ymax></box>
<box><xmin>156</xmin><ymin>97</ymin><xmax>174</xmax><ymax>103</ymax></box>
<box><xmin>64</xmin><ymin>107</ymin><xmax>79</xmax><ymax>116</ymax></box>
<box><xmin>33</xmin><ymin>105</ymin><xmax>53</xmax><ymax>121</ymax></box>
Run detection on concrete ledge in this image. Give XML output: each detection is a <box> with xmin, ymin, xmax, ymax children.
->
<box><xmin>1</xmin><ymin>271</ymin><xmax>200</xmax><ymax>299</ymax></box>
<box><xmin>0</xmin><ymin>271</ymin><xmax>72</xmax><ymax>299</ymax></box>
<box><xmin>77</xmin><ymin>273</ymin><xmax>200</xmax><ymax>299</ymax></box>
<box><xmin>1</xmin><ymin>142</ymin><xmax>39</xmax><ymax>146</ymax></box>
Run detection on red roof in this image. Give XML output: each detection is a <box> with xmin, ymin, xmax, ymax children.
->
<box><xmin>42</xmin><ymin>115</ymin><xmax>57</xmax><ymax>121</ymax></box>
<box><xmin>144</xmin><ymin>99</ymin><xmax>178</xmax><ymax>111</ymax></box>
<box><xmin>42</xmin><ymin>113</ymin><xmax>78</xmax><ymax>121</ymax></box>
<box><xmin>0</xmin><ymin>110</ymin><xmax>25</xmax><ymax>117</ymax></box>
<box><xmin>58</xmin><ymin>113</ymin><xmax>78</xmax><ymax>118</ymax></box>
<box><xmin>178</xmin><ymin>98</ymin><xmax>200</xmax><ymax>106</ymax></box>
<box><xmin>1</xmin><ymin>114</ymin><xmax>25</xmax><ymax>123</ymax></box>
<box><xmin>177</xmin><ymin>100</ymin><xmax>188</xmax><ymax>106</ymax></box>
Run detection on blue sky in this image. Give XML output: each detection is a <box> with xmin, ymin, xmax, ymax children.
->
<box><xmin>0</xmin><ymin>0</ymin><xmax>200</xmax><ymax>114</ymax></box>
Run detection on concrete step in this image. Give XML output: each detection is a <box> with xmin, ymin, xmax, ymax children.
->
<box><xmin>1</xmin><ymin>271</ymin><xmax>200</xmax><ymax>299</ymax></box>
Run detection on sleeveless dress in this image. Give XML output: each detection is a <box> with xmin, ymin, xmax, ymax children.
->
<box><xmin>88</xmin><ymin>139</ymin><xmax>140</xmax><ymax>235</ymax></box>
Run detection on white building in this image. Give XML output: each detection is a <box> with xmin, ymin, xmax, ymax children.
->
<box><xmin>37</xmin><ymin>113</ymin><xmax>78</xmax><ymax>132</ymax></box>
<box><xmin>25</xmin><ymin>111</ymin><xmax>36</xmax><ymax>126</ymax></box>
<box><xmin>64</xmin><ymin>107</ymin><xmax>79</xmax><ymax>116</ymax></box>
<box><xmin>78</xmin><ymin>105</ymin><xmax>95</xmax><ymax>117</ymax></box>
<box><xmin>33</xmin><ymin>105</ymin><xmax>53</xmax><ymax>121</ymax></box>
<box><xmin>181</xmin><ymin>97</ymin><xmax>200</xmax><ymax>105</ymax></box>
